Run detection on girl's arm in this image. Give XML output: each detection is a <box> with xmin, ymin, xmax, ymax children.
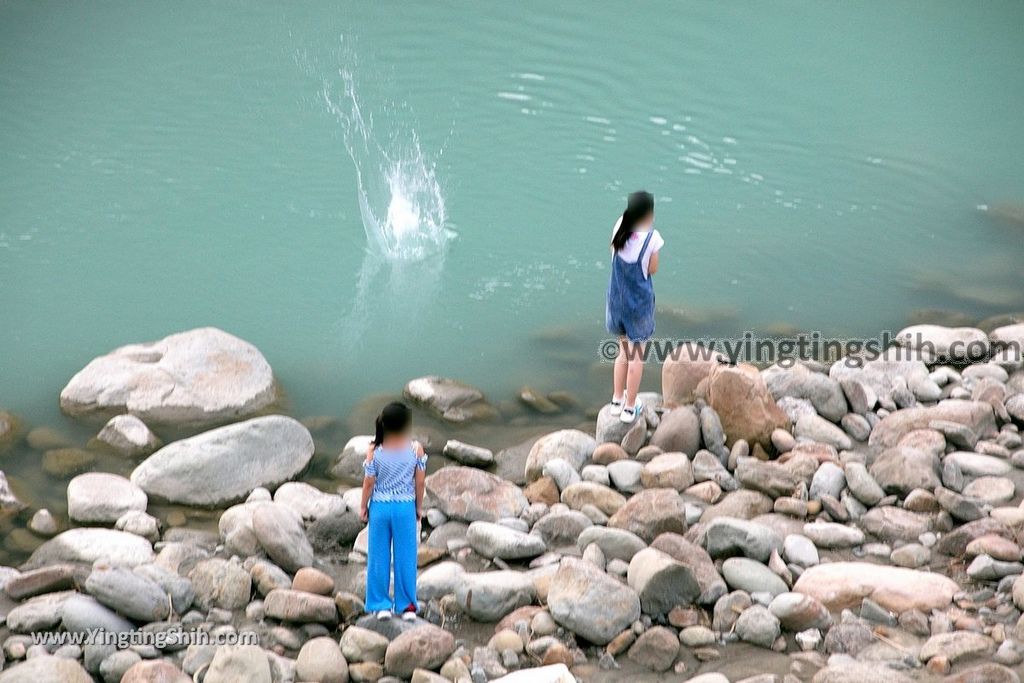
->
<box><xmin>648</xmin><ymin>251</ymin><xmax>659</xmax><ymax>275</ymax></box>
<box><xmin>413</xmin><ymin>440</ymin><xmax>427</xmax><ymax>519</ymax></box>
<box><xmin>360</xmin><ymin>443</ymin><xmax>376</xmax><ymax>522</ymax></box>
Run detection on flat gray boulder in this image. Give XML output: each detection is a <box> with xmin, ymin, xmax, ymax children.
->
<box><xmin>131</xmin><ymin>415</ymin><xmax>313</xmax><ymax>506</ymax></box>
<box><xmin>60</xmin><ymin>327</ymin><xmax>277</xmax><ymax>426</ymax></box>
<box><xmin>24</xmin><ymin>528</ymin><xmax>154</xmax><ymax>569</ymax></box>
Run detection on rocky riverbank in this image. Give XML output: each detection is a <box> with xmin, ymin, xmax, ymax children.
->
<box><xmin>2</xmin><ymin>323</ymin><xmax>1024</xmax><ymax>682</ymax></box>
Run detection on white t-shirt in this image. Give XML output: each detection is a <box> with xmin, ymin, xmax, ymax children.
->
<box><xmin>611</xmin><ymin>218</ymin><xmax>664</xmax><ymax>279</ymax></box>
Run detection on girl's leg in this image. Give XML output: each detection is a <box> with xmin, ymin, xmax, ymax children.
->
<box><xmin>391</xmin><ymin>501</ymin><xmax>419</xmax><ymax>614</ymax></box>
<box><xmin>624</xmin><ymin>340</ymin><xmax>646</xmax><ymax>408</ymax></box>
<box><xmin>365</xmin><ymin>503</ymin><xmax>394</xmax><ymax>612</ymax></box>
<box><xmin>613</xmin><ymin>337</ymin><xmax>628</xmax><ymax>401</ymax></box>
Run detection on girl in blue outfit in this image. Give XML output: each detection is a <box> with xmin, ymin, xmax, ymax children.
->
<box><xmin>606</xmin><ymin>191</ymin><xmax>664</xmax><ymax>423</ymax></box>
<box><xmin>360</xmin><ymin>401</ymin><xmax>426</xmax><ymax>621</ymax></box>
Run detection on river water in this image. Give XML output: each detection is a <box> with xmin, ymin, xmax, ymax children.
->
<box><xmin>2</xmin><ymin>1</ymin><xmax>1023</xmax><ymax>482</ymax></box>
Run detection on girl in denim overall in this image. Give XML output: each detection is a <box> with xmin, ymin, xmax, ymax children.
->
<box><xmin>606</xmin><ymin>191</ymin><xmax>663</xmax><ymax>423</ymax></box>
<box><xmin>360</xmin><ymin>401</ymin><xmax>426</xmax><ymax>620</ymax></box>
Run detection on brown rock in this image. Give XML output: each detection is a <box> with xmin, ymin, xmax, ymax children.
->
<box><xmin>524</xmin><ymin>477</ymin><xmax>560</xmax><ymax>506</ymax></box>
<box><xmin>697</xmin><ymin>363</ymin><xmax>789</xmax><ymax>450</ymax></box>
<box><xmin>592</xmin><ymin>442</ymin><xmax>628</xmax><ymax>465</ymax></box>
<box><xmin>869</xmin><ymin>400</ymin><xmax>997</xmax><ymax>449</ymax></box>
<box><xmin>3</xmin><ymin>564</ymin><xmax>78</xmax><ymax>600</ymax></box>
<box><xmin>384</xmin><ymin>624</ymin><xmax>456</xmax><ymax>678</ymax></box>
<box><xmin>608</xmin><ymin>488</ymin><xmax>687</xmax><ymax>543</ymax></box>
<box><xmin>291</xmin><ymin>567</ymin><xmax>334</xmax><ymax>595</ymax></box>
<box><xmin>662</xmin><ymin>343</ymin><xmax>727</xmax><ymax>408</ymax></box>
<box><xmin>425</xmin><ymin>466</ymin><xmax>527</xmax><ymax>523</ymax></box>
<box><xmin>627</xmin><ymin>626</ymin><xmax>679</xmax><ymax>672</ymax></box>
<box><xmin>794</xmin><ymin>562</ymin><xmax>958</xmax><ymax>613</ymax></box>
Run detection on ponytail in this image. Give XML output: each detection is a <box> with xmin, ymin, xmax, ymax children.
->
<box><xmin>372</xmin><ymin>401</ymin><xmax>412</xmax><ymax>447</ymax></box>
<box><xmin>611</xmin><ymin>190</ymin><xmax>655</xmax><ymax>251</ymax></box>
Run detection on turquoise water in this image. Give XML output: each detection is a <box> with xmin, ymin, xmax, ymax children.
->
<box><xmin>3</xmin><ymin>1</ymin><xmax>1024</xmax><ymax>430</ymax></box>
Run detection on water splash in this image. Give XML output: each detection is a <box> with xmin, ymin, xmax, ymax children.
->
<box><xmin>322</xmin><ymin>69</ymin><xmax>451</xmax><ymax>261</ymax></box>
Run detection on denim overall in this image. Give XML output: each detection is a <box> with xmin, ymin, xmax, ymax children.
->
<box><xmin>605</xmin><ymin>230</ymin><xmax>656</xmax><ymax>342</ymax></box>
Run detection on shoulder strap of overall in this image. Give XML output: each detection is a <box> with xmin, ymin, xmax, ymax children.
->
<box><xmin>637</xmin><ymin>229</ymin><xmax>655</xmax><ymax>260</ymax></box>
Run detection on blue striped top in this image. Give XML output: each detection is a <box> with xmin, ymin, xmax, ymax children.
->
<box><xmin>363</xmin><ymin>445</ymin><xmax>427</xmax><ymax>503</ymax></box>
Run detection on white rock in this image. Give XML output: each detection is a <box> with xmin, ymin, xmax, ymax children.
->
<box><xmin>67</xmin><ymin>472</ymin><xmax>147</xmax><ymax>524</ymax></box>
<box><xmin>25</xmin><ymin>528</ymin><xmax>153</xmax><ymax>569</ymax></box>
<box><xmin>60</xmin><ymin>327</ymin><xmax>277</xmax><ymax>426</ymax></box>
<box><xmin>273</xmin><ymin>481</ymin><xmax>346</xmax><ymax>521</ymax></box>
<box><xmin>131</xmin><ymin>415</ymin><xmax>314</xmax><ymax>506</ymax></box>
<box><xmin>95</xmin><ymin>414</ymin><xmax>162</xmax><ymax>456</ymax></box>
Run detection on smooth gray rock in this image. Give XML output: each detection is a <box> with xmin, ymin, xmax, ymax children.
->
<box><xmin>24</xmin><ymin>529</ymin><xmax>154</xmax><ymax>569</ymax></box>
<box><xmin>454</xmin><ymin>570</ymin><xmax>536</xmax><ymax>622</ymax></box>
<box><xmin>705</xmin><ymin>517</ymin><xmax>782</xmax><ymax>562</ymax></box>
<box><xmin>131</xmin><ymin>415</ymin><xmax>314</xmax><ymax>506</ymax></box>
<box><xmin>467</xmin><ymin>521</ymin><xmax>546</xmax><ymax>560</ymax></box>
<box><xmin>252</xmin><ymin>502</ymin><xmax>315</xmax><ymax>572</ymax></box>
<box><xmin>85</xmin><ymin>565</ymin><xmax>170</xmax><ymax>622</ymax></box>
<box><xmin>721</xmin><ymin>557</ymin><xmax>788</xmax><ymax>596</ymax></box>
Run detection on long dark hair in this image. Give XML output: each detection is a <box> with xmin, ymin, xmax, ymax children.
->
<box><xmin>373</xmin><ymin>401</ymin><xmax>412</xmax><ymax>447</ymax></box>
<box><xmin>611</xmin><ymin>190</ymin><xmax>655</xmax><ymax>251</ymax></box>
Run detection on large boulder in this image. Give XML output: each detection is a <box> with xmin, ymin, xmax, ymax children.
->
<box><xmin>59</xmin><ymin>327</ymin><xmax>277</xmax><ymax>426</ymax></box>
<box><xmin>793</xmin><ymin>562</ymin><xmax>959</xmax><ymax>613</ymax></box>
<box><xmin>661</xmin><ymin>343</ymin><xmax>727</xmax><ymax>408</ymax></box>
<box><xmin>869</xmin><ymin>400</ymin><xmax>997</xmax><ymax>449</ymax></box>
<box><xmin>697</xmin><ymin>364</ymin><xmax>789</xmax><ymax>450</ymax></box>
<box><xmin>24</xmin><ymin>528</ymin><xmax>153</xmax><ymax>569</ymax></box>
<box><xmin>425</xmin><ymin>466</ymin><xmax>527</xmax><ymax>522</ymax></box>
<box><xmin>548</xmin><ymin>558</ymin><xmax>640</xmax><ymax>645</ymax></box>
<box><xmin>524</xmin><ymin>430</ymin><xmax>597</xmax><ymax>482</ymax></box>
<box><xmin>131</xmin><ymin>415</ymin><xmax>314</xmax><ymax>506</ymax></box>
<box><xmin>403</xmin><ymin>376</ymin><xmax>495</xmax><ymax>422</ymax></box>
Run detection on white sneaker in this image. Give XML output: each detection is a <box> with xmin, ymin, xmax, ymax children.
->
<box><xmin>609</xmin><ymin>398</ymin><xmax>623</xmax><ymax>416</ymax></box>
<box><xmin>375</xmin><ymin>610</ymin><xmax>392</xmax><ymax>621</ymax></box>
<box><xmin>401</xmin><ymin>611</ymin><xmax>417</xmax><ymax>622</ymax></box>
<box><xmin>619</xmin><ymin>400</ymin><xmax>643</xmax><ymax>424</ymax></box>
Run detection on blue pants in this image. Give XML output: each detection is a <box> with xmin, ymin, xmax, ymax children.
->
<box><xmin>365</xmin><ymin>500</ymin><xmax>418</xmax><ymax>613</ymax></box>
